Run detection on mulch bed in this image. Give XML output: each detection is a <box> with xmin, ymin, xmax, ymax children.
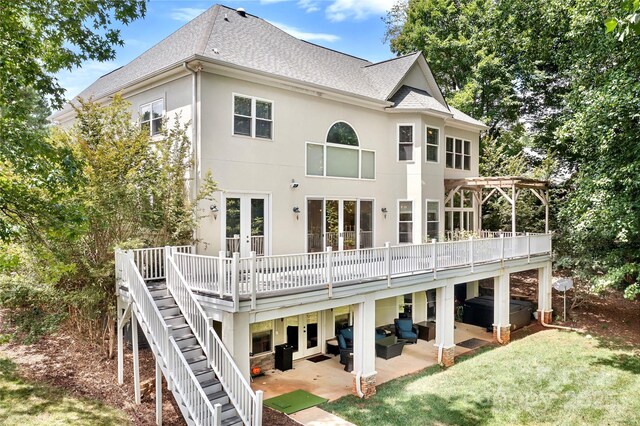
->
<box><xmin>0</xmin><ymin>310</ymin><xmax>300</xmax><ymax>425</ymax></box>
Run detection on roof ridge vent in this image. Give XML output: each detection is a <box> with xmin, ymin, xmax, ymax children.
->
<box><xmin>236</xmin><ymin>7</ymin><xmax>246</xmax><ymax>17</ymax></box>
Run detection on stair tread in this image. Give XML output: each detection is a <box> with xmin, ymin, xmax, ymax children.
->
<box><xmin>158</xmin><ymin>304</ymin><xmax>179</xmax><ymax>310</ymax></box>
<box><xmin>186</xmin><ymin>355</ymin><xmax>207</xmax><ymax>364</ymax></box>
<box><xmin>164</xmin><ymin>313</ymin><xmax>186</xmax><ymax>320</ymax></box>
<box><xmin>180</xmin><ymin>344</ymin><xmax>202</xmax><ymax>352</ymax></box>
<box><xmin>221</xmin><ymin>416</ymin><xmax>243</xmax><ymax>426</ymax></box>
<box><xmin>174</xmin><ymin>333</ymin><xmax>195</xmax><ymax>342</ymax></box>
<box><xmin>192</xmin><ymin>367</ymin><xmax>214</xmax><ymax>377</ymax></box>
<box><xmin>200</xmin><ymin>377</ymin><xmax>220</xmax><ymax>388</ymax></box>
<box><xmin>207</xmin><ymin>389</ymin><xmax>228</xmax><ymax>401</ymax></box>
<box><xmin>152</xmin><ymin>294</ymin><xmax>172</xmax><ymax>300</ymax></box>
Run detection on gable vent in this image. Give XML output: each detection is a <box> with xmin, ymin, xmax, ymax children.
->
<box><xmin>236</xmin><ymin>7</ymin><xmax>246</xmax><ymax>17</ymax></box>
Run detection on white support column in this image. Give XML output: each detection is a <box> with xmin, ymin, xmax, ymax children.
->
<box><xmin>511</xmin><ymin>184</ymin><xmax>517</xmax><ymax>235</ymax></box>
<box><xmin>117</xmin><ymin>298</ymin><xmax>124</xmax><ymax>385</ymax></box>
<box><xmin>352</xmin><ymin>295</ymin><xmax>377</xmax><ymax>398</ymax></box>
<box><xmin>221</xmin><ymin>311</ymin><xmax>251</xmax><ymax>382</ymax></box>
<box><xmin>493</xmin><ymin>272</ymin><xmax>511</xmax><ymax>344</ymax></box>
<box><xmin>413</xmin><ymin>291</ymin><xmax>427</xmax><ymax>323</ymax></box>
<box><xmin>466</xmin><ymin>281</ymin><xmax>479</xmax><ymax>300</ymax></box>
<box><xmin>537</xmin><ymin>261</ymin><xmax>553</xmax><ymax>324</ymax></box>
<box><xmin>435</xmin><ymin>283</ymin><xmax>455</xmax><ymax>366</ymax></box>
<box><xmin>156</xmin><ymin>357</ymin><xmax>163</xmax><ymax>425</ymax></box>
<box><xmin>132</xmin><ymin>311</ymin><xmax>141</xmax><ymax>404</ymax></box>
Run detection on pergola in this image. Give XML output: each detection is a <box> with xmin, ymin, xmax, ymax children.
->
<box><xmin>444</xmin><ymin>176</ymin><xmax>550</xmax><ymax>234</ymax></box>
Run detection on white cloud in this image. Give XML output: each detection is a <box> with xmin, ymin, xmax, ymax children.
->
<box><xmin>170</xmin><ymin>7</ymin><xmax>206</xmax><ymax>22</ymax></box>
<box><xmin>297</xmin><ymin>0</ymin><xmax>320</xmax><ymax>13</ymax></box>
<box><xmin>325</xmin><ymin>0</ymin><xmax>396</xmax><ymax>22</ymax></box>
<box><xmin>269</xmin><ymin>21</ymin><xmax>340</xmax><ymax>42</ymax></box>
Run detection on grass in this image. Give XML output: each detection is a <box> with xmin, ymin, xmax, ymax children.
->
<box><xmin>323</xmin><ymin>329</ymin><xmax>640</xmax><ymax>425</ymax></box>
<box><xmin>0</xmin><ymin>355</ymin><xmax>128</xmax><ymax>426</ymax></box>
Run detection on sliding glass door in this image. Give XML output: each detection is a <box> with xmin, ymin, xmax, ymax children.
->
<box><xmin>307</xmin><ymin>198</ymin><xmax>374</xmax><ymax>252</ymax></box>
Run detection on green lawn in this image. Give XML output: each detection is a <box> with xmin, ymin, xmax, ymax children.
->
<box><xmin>324</xmin><ymin>330</ymin><xmax>640</xmax><ymax>425</ymax></box>
<box><xmin>0</xmin><ymin>356</ymin><xmax>128</xmax><ymax>426</ymax></box>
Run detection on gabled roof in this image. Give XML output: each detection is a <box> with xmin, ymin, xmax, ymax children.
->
<box><xmin>388</xmin><ymin>85</ymin><xmax>450</xmax><ymax>114</ymax></box>
<box><xmin>53</xmin><ymin>4</ymin><xmax>486</xmax><ymax>128</ymax></box>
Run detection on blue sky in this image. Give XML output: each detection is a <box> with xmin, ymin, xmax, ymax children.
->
<box><xmin>56</xmin><ymin>0</ymin><xmax>398</xmax><ymax>99</ymax></box>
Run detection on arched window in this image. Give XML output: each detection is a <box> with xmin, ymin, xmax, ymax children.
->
<box><xmin>306</xmin><ymin>121</ymin><xmax>375</xmax><ymax>179</ymax></box>
<box><xmin>326</xmin><ymin>122</ymin><xmax>359</xmax><ymax>146</ymax></box>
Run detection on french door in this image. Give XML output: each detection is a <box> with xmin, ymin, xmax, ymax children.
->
<box><xmin>224</xmin><ymin>194</ymin><xmax>269</xmax><ymax>257</ymax></box>
<box><xmin>307</xmin><ymin>198</ymin><xmax>374</xmax><ymax>252</ymax></box>
<box><xmin>283</xmin><ymin>312</ymin><xmax>321</xmax><ymax>360</ymax></box>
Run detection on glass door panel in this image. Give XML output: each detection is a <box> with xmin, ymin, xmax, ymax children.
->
<box><xmin>284</xmin><ymin>315</ymin><xmax>299</xmax><ymax>354</ymax></box>
<box><xmin>304</xmin><ymin>312</ymin><xmax>319</xmax><ymax>352</ymax></box>
<box><xmin>226</xmin><ymin>198</ymin><xmax>241</xmax><ymax>256</ymax></box>
<box><xmin>359</xmin><ymin>200</ymin><xmax>373</xmax><ymax>248</ymax></box>
<box><xmin>325</xmin><ymin>200</ymin><xmax>339</xmax><ymax>251</ymax></box>
<box><xmin>250</xmin><ymin>198</ymin><xmax>265</xmax><ymax>256</ymax></box>
<box><xmin>307</xmin><ymin>199</ymin><xmax>324</xmax><ymax>253</ymax></box>
<box><xmin>342</xmin><ymin>201</ymin><xmax>357</xmax><ymax>250</ymax></box>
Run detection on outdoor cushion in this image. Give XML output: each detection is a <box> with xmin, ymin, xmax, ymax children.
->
<box><xmin>394</xmin><ymin>318</ymin><xmax>418</xmax><ymax>342</ymax></box>
<box><xmin>337</xmin><ymin>333</ymin><xmax>347</xmax><ymax>349</ymax></box>
<box><xmin>339</xmin><ymin>327</ymin><xmax>353</xmax><ymax>341</ymax></box>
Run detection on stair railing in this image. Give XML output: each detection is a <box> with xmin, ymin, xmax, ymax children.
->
<box><xmin>166</xmin><ymin>247</ymin><xmax>263</xmax><ymax>426</ymax></box>
<box><xmin>119</xmin><ymin>249</ymin><xmax>221</xmax><ymax>425</ymax></box>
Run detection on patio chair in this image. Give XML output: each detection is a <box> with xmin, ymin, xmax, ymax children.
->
<box><xmin>337</xmin><ymin>333</ymin><xmax>352</xmax><ymax>365</ymax></box>
<box><xmin>394</xmin><ymin>318</ymin><xmax>418</xmax><ymax>343</ymax></box>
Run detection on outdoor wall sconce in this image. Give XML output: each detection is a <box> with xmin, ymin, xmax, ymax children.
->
<box><xmin>290</xmin><ymin>179</ymin><xmax>299</xmax><ymax>189</ymax></box>
<box><xmin>381</xmin><ymin>207</ymin><xmax>388</xmax><ymax>218</ymax></box>
<box><xmin>293</xmin><ymin>206</ymin><xmax>300</xmax><ymax>220</ymax></box>
<box><xmin>210</xmin><ymin>204</ymin><xmax>218</xmax><ymax>220</ymax></box>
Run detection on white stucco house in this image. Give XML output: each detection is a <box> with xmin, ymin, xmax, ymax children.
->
<box><xmin>54</xmin><ymin>5</ymin><xmax>554</xmax><ymax>426</ymax></box>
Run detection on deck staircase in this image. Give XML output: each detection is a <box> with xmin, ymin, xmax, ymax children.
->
<box><xmin>117</xmin><ymin>247</ymin><xmax>263</xmax><ymax>426</ymax></box>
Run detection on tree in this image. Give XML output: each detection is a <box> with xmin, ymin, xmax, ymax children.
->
<box><xmin>0</xmin><ymin>0</ymin><xmax>146</xmax><ymax>242</ymax></box>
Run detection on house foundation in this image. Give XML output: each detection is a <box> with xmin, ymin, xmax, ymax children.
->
<box><xmin>538</xmin><ymin>310</ymin><xmax>553</xmax><ymax>325</ymax></box>
<box><xmin>441</xmin><ymin>345</ymin><xmax>456</xmax><ymax>367</ymax></box>
<box><xmin>492</xmin><ymin>325</ymin><xmax>511</xmax><ymax>345</ymax></box>
<box><xmin>352</xmin><ymin>371</ymin><xmax>377</xmax><ymax>398</ymax></box>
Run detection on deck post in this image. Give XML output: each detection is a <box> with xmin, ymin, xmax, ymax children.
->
<box><xmin>435</xmin><ymin>282</ymin><xmax>455</xmax><ymax>366</ymax></box>
<box><xmin>326</xmin><ymin>246</ymin><xmax>333</xmax><ymax>298</ymax></box>
<box><xmin>155</xmin><ymin>357</ymin><xmax>162</xmax><ymax>425</ymax></box>
<box><xmin>218</xmin><ymin>251</ymin><xmax>226</xmax><ymax>298</ymax></box>
<box><xmin>352</xmin><ymin>294</ymin><xmax>377</xmax><ymax>398</ymax></box>
<box><xmin>469</xmin><ymin>236</ymin><xmax>474</xmax><ymax>272</ymax></box>
<box><xmin>493</xmin><ymin>272</ymin><xmax>511</xmax><ymax>345</ymax></box>
<box><xmin>132</xmin><ymin>310</ymin><xmax>141</xmax><ymax>404</ymax></box>
<box><xmin>527</xmin><ymin>232</ymin><xmax>531</xmax><ymax>263</ymax></box>
<box><xmin>511</xmin><ymin>184</ymin><xmax>517</xmax><ymax>235</ymax></box>
<box><xmin>117</xmin><ymin>298</ymin><xmax>124</xmax><ymax>385</ymax></box>
<box><xmin>500</xmin><ymin>234</ymin><xmax>505</xmax><ymax>265</ymax></box>
<box><xmin>537</xmin><ymin>262</ymin><xmax>553</xmax><ymax>324</ymax></box>
<box><xmin>232</xmin><ymin>252</ymin><xmax>240</xmax><ymax>312</ymax></box>
<box><xmin>249</xmin><ymin>251</ymin><xmax>257</xmax><ymax>310</ymax></box>
<box><xmin>384</xmin><ymin>242</ymin><xmax>391</xmax><ymax>287</ymax></box>
<box><xmin>254</xmin><ymin>390</ymin><xmax>264</xmax><ymax>425</ymax></box>
<box><xmin>431</xmin><ymin>239</ymin><xmax>437</xmax><ymax>279</ymax></box>
<box><xmin>214</xmin><ymin>403</ymin><xmax>222</xmax><ymax>426</ymax></box>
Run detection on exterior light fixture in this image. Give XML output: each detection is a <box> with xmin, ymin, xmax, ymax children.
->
<box><xmin>290</xmin><ymin>179</ymin><xmax>299</xmax><ymax>189</ymax></box>
<box><xmin>210</xmin><ymin>204</ymin><xmax>219</xmax><ymax>219</ymax></box>
<box><xmin>293</xmin><ymin>206</ymin><xmax>300</xmax><ymax>220</ymax></box>
<box><xmin>381</xmin><ymin>207</ymin><xmax>388</xmax><ymax>218</ymax></box>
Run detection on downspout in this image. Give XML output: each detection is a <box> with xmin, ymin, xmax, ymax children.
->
<box><xmin>183</xmin><ymin>62</ymin><xmax>200</xmax><ymax>242</ymax></box>
<box><xmin>355</xmin><ymin>371</ymin><xmax>364</xmax><ymax>398</ymax></box>
<box><xmin>540</xmin><ymin>314</ymin><xmax>579</xmax><ymax>331</ymax></box>
<box><xmin>437</xmin><ymin>342</ymin><xmax>444</xmax><ymax>364</ymax></box>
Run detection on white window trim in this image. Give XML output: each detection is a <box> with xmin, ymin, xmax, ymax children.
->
<box><xmin>425</xmin><ymin>125</ymin><xmax>441</xmax><ymax>164</ymax></box>
<box><xmin>304</xmin><ymin>142</ymin><xmax>377</xmax><ymax>181</ymax></box>
<box><xmin>232</xmin><ymin>92</ymin><xmax>274</xmax><ymax>141</ymax></box>
<box><xmin>425</xmin><ymin>199</ymin><xmax>440</xmax><ymax>241</ymax></box>
<box><xmin>139</xmin><ymin>98</ymin><xmax>165</xmax><ymax>137</ymax></box>
<box><xmin>397</xmin><ymin>123</ymin><xmax>415</xmax><ymax>163</ymax></box>
<box><xmin>444</xmin><ymin>134</ymin><xmax>471</xmax><ymax>170</ymax></box>
<box><xmin>397</xmin><ymin>199</ymin><xmax>414</xmax><ymax>245</ymax></box>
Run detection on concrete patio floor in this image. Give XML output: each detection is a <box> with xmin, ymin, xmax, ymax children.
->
<box><xmin>251</xmin><ymin>322</ymin><xmax>492</xmax><ymax>402</ymax></box>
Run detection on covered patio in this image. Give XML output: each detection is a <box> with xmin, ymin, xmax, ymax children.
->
<box><xmin>251</xmin><ymin>322</ymin><xmax>491</xmax><ymax>402</ymax></box>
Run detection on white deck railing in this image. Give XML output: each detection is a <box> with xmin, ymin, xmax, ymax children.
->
<box><xmin>166</xmin><ymin>250</ymin><xmax>263</xmax><ymax>426</ymax></box>
<box><xmin>170</xmin><ymin>233</ymin><xmax>552</xmax><ymax>306</ymax></box>
<box><xmin>132</xmin><ymin>245</ymin><xmax>194</xmax><ymax>281</ymax></box>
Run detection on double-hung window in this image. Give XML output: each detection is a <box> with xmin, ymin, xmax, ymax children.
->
<box><xmin>398</xmin><ymin>201</ymin><xmax>413</xmax><ymax>243</ymax></box>
<box><xmin>140</xmin><ymin>99</ymin><xmax>164</xmax><ymax>136</ymax></box>
<box><xmin>398</xmin><ymin>124</ymin><xmax>413</xmax><ymax>161</ymax></box>
<box><xmin>233</xmin><ymin>95</ymin><xmax>273</xmax><ymax>139</ymax></box>
<box><xmin>426</xmin><ymin>200</ymin><xmax>440</xmax><ymax>240</ymax></box>
<box><xmin>425</xmin><ymin>127</ymin><xmax>439</xmax><ymax>162</ymax></box>
<box><xmin>445</xmin><ymin>136</ymin><xmax>471</xmax><ymax>170</ymax></box>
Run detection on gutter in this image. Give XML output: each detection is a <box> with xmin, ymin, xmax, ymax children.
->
<box><xmin>183</xmin><ymin>62</ymin><xmax>201</xmax><ymax>242</ymax></box>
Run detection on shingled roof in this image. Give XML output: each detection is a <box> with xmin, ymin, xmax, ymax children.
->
<box><xmin>54</xmin><ymin>4</ymin><xmax>486</xmax><ymax>128</ymax></box>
